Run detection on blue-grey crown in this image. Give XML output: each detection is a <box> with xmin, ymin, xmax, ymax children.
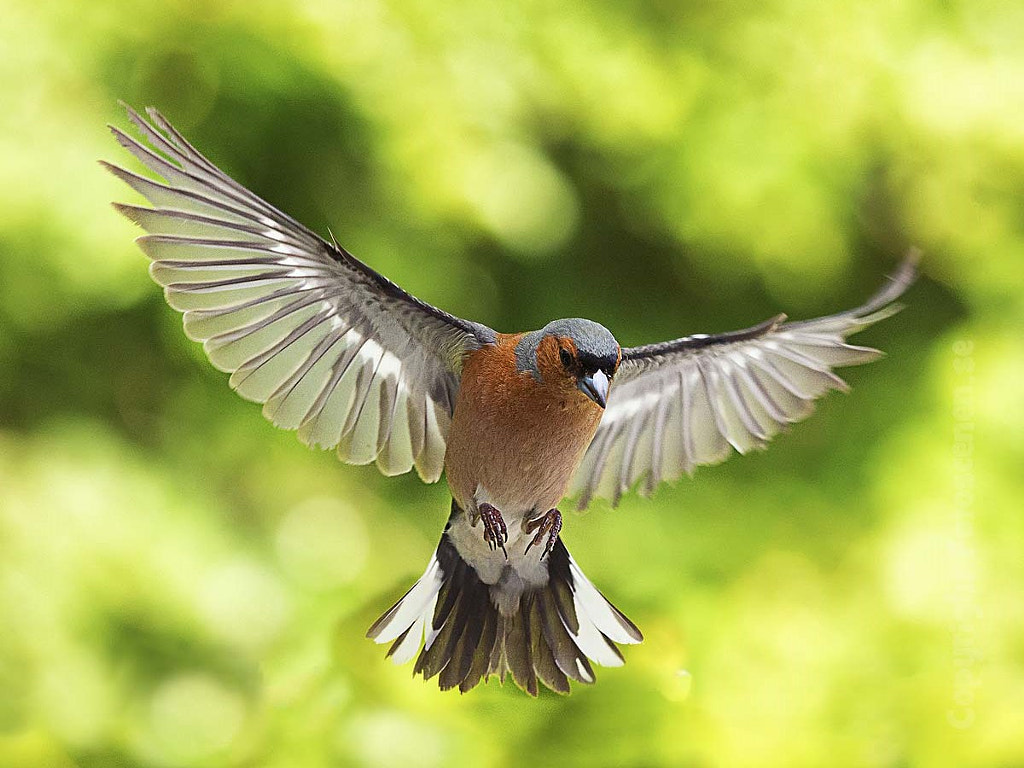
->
<box><xmin>515</xmin><ymin>318</ymin><xmax>619</xmax><ymax>380</ymax></box>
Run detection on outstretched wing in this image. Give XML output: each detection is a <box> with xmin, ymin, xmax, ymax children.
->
<box><xmin>570</xmin><ymin>254</ymin><xmax>918</xmax><ymax>508</ymax></box>
<box><xmin>105</xmin><ymin>105</ymin><xmax>495</xmax><ymax>482</ymax></box>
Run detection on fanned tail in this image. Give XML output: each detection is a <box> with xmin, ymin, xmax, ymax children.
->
<box><xmin>367</xmin><ymin>523</ymin><xmax>642</xmax><ymax>695</ymax></box>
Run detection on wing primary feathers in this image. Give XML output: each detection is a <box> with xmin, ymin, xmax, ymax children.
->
<box><xmin>121</xmin><ymin>105</ymin><xmax>318</xmax><ymax>241</ymax></box>
<box><xmin>103</xmin><ymin>162</ymin><xmax>263</xmax><ymax>228</ymax></box>
<box><xmin>109</xmin><ymin>104</ymin><xmax>497</xmax><ymax>482</ymax></box>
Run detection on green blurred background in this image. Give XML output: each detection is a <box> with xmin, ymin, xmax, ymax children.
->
<box><xmin>1</xmin><ymin>0</ymin><xmax>1021</xmax><ymax>766</ymax></box>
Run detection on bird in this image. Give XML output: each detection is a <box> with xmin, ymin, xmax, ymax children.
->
<box><xmin>105</xmin><ymin>104</ymin><xmax>918</xmax><ymax>696</ymax></box>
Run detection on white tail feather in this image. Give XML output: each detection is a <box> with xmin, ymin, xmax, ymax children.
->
<box><xmin>567</xmin><ymin>556</ymin><xmax>644</xmax><ymax>646</ymax></box>
<box><xmin>389</xmin><ymin>616</ymin><xmax>425</xmax><ymax>665</ymax></box>
<box><xmin>367</xmin><ymin>556</ymin><xmax>444</xmax><ymax>644</ymax></box>
<box><xmin>563</xmin><ymin>610</ymin><xmax>623</xmax><ymax>668</ymax></box>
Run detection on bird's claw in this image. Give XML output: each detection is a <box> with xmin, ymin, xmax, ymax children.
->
<box><xmin>478</xmin><ymin>503</ymin><xmax>508</xmax><ymax>558</ymax></box>
<box><xmin>524</xmin><ymin>508</ymin><xmax>562</xmax><ymax>559</ymax></box>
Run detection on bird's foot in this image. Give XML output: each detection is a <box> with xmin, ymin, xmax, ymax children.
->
<box><xmin>478</xmin><ymin>503</ymin><xmax>508</xmax><ymax>558</ymax></box>
<box><xmin>524</xmin><ymin>508</ymin><xmax>562</xmax><ymax>559</ymax></box>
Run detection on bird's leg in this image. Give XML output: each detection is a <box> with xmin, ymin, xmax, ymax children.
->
<box><xmin>524</xmin><ymin>508</ymin><xmax>562</xmax><ymax>559</ymax></box>
<box><xmin>477</xmin><ymin>502</ymin><xmax>508</xmax><ymax>558</ymax></box>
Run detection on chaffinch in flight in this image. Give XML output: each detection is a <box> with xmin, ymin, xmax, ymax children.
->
<box><xmin>106</xmin><ymin>106</ymin><xmax>918</xmax><ymax>696</ymax></box>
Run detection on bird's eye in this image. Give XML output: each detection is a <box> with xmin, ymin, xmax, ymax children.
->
<box><xmin>559</xmin><ymin>348</ymin><xmax>573</xmax><ymax>368</ymax></box>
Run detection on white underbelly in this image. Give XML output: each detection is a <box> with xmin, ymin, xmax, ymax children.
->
<box><xmin>446</xmin><ymin>486</ymin><xmax>551</xmax><ymax>612</ymax></box>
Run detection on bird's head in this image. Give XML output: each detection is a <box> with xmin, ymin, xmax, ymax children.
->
<box><xmin>515</xmin><ymin>318</ymin><xmax>621</xmax><ymax>408</ymax></box>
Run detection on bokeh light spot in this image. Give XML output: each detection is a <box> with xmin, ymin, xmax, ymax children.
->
<box><xmin>662</xmin><ymin>669</ymin><xmax>693</xmax><ymax>703</ymax></box>
<box><xmin>147</xmin><ymin>673</ymin><xmax>246</xmax><ymax>764</ymax></box>
<box><xmin>460</xmin><ymin>142</ymin><xmax>580</xmax><ymax>258</ymax></box>
<box><xmin>275</xmin><ymin>496</ymin><xmax>369</xmax><ymax>590</ymax></box>
<box><xmin>34</xmin><ymin>651</ymin><xmax>113</xmax><ymax>748</ymax></box>
<box><xmin>344</xmin><ymin>710</ymin><xmax>446</xmax><ymax>768</ymax></box>
<box><xmin>198</xmin><ymin>559</ymin><xmax>291</xmax><ymax>650</ymax></box>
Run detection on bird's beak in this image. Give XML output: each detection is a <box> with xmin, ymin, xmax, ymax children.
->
<box><xmin>579</xmin><ymin>369</ymin><xmax>609</xmax><ymax>409</ymax></box>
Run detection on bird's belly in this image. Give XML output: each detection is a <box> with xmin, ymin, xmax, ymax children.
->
<box><xmin>442</xmin><ymin>409</ymin><xmax>598</xmax><ymax>614</ymax></box>
<box><xmin>446</xmin><ymin>499</ymin><xmax>549</xmax><ymax>591</ymax></box>
<box><xmin>445</xmin><ymin>391</ymin><xmax>602</xmax><ymax>518</ymax></box>
<box><xmin>467</xmin><ymin>441</ymin><xmax>579</xmax><ymax>516</ymax></box>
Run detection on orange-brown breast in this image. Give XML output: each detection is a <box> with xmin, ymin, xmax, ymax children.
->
<box><xmin>445</xmin><ymin>333</ymin><xmax>605</xmax><ymax>516</ymax></box>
